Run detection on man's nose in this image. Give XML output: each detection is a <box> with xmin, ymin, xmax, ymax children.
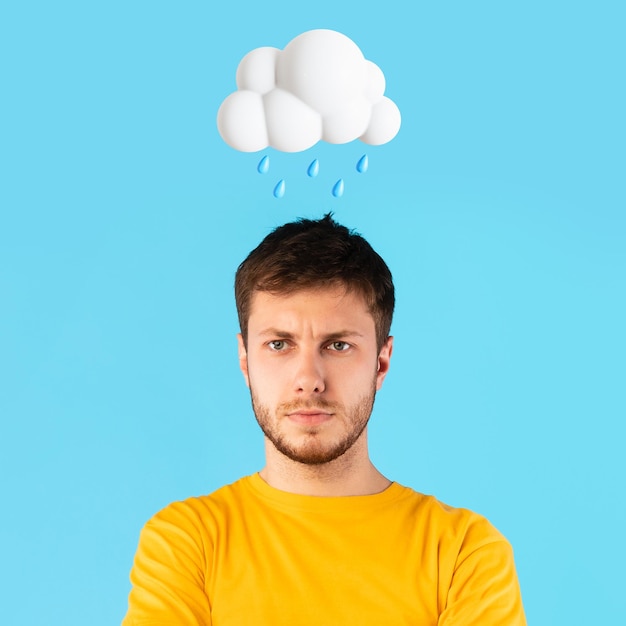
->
<box><xmin>293</xmin><ymin>349</ymin><xmax>326</xmax><ymax>394</ymax></box>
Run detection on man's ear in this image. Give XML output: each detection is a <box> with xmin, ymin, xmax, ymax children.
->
<box><xmin>375</xmin><ymin>336</ymin><xmax>393</xmax><ymax>391</ymax></box>
<box><xmin>237</xmin><ymin>333</ymin><xmax>250</xmax><ymax>388</ymax></box>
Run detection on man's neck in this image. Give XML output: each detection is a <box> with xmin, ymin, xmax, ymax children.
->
<box><xmin>259</xmin><ymin>435</ymin><xmax>391</xmax><ymax>497</ymax></box>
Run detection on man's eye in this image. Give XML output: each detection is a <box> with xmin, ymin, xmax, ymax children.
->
<box><xmin>268</xmin><ymin>340</ymin><xmax>286</xmax><ymax>351</ymax></box>
<box><xmin>329</xmin><ymin>341</ymin><xmax>350</xmax><ymax>351</ymax></box>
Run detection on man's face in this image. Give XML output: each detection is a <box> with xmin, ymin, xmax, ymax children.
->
<box><xmin>237</xmin><ymin>285</ymin><xmax>393</xmax><ymax>465</ymax></box>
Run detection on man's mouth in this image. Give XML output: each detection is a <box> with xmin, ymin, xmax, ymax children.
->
<box><xmin>286</xmin><ymin>409</ymin><xmax>334</xmax><ymax>425</ymax></box>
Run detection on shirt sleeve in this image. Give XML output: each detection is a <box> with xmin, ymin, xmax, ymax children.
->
<box><xmin>122</xmin><ymin>501</ymin><xmax>212</xmax><ymax>626</ymax></box>
<box><xmin>438</xmin><ymin>516</ymin><xmax>527</xmax><ymax>626</ymax></box>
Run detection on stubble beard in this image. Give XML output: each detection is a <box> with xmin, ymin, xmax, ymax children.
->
<box><xmin>250</xmin><ymin>382</ymin><xmax>378</xmax><ymax>466</ymax></box>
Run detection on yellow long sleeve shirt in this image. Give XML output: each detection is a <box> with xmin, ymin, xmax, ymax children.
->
<box><xmin>123</xmin><ymin>473</ymin><xmax>526</xmax><ymax>625</ymax></box>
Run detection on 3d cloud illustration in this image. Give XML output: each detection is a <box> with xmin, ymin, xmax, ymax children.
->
<box><xmin>217</xmin><ymin>29</ymin><xmax>401</xmax><ymax>153</ymax></box>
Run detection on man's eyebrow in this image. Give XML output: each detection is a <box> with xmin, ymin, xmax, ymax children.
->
<box><xmin>323</xmin><ymin>330</ymin><xmax>364</xmax><ymax>340</ymax></box>
<box><xmin>257</xmin><ymin>328</ymin><xmax>296</xmax><ymax>339</ymax></box>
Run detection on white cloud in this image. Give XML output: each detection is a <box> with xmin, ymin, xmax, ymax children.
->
<box><xmin>217</xmin><ymin>29</ymin><xmax>401</xmax><ymax>153</ymax></box>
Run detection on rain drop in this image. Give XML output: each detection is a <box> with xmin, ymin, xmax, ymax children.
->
<box><xmin>356</xmin><ymin>154</ymin><xmax>368</xmax><ymax>173</ymax></box>
<box><xmin>307</xmin><ymin>158</ymin><xmax>319</xmax><ymax>177</ymax></box>
<box><xmin>257</xmin><ymin>155</ymin><xmax>270</xmax><ymax>174</ymax></box>
<box><xmin>273</xmin><ymin>179</ymin><xmax>286</xmax><ymax>198</ymax></box>
<box><xmin>331</xmin><ymin>179</ymin><xmax>344</xmax><ymax>198</ymax></box>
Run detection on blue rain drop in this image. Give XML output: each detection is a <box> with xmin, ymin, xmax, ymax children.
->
<box><xmin>307</xmin><ymin>158</ymin><xmax>319</xmax><ymax>177</ymax></box>
<box><xmin>273</xmin><ymin>179</ymin><xmax>286</xmax><ymax>199</ymax></box>
<box><xmin>257</xmin><ymin>155</ymin><xmax>270</xmax><ymax>174</ymax></box>
<box><xmin>356</xmin><ymin>154</ymin><xmax>369</xmax><ymax>173</ymax></box>
<box><xmin>331</xmin><ymin>178</ymin><xmax>344</xmax><ymax>198</ymax></box>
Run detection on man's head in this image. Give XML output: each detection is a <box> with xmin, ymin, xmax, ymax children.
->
<box><xmin>235</xmin><ymin>213</ymin><xmax>395</xmax><ymax>351</ymax></box>
<box><xmin>235</xmin><ymin>215</ymin><xmax>395</xmax><ymax>467</ymax></box>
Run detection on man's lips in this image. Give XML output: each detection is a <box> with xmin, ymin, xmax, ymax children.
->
<box><xmin>286</xmin><ymin>409</ymin><xmax>334</xmax><ymax>426</ymax></box>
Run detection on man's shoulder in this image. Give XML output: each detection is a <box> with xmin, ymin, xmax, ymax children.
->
<box><xmin>144</xmin><ymin>475</ymin><xmax>253</xmax><ymax>532</ymax></box>
<box><xmin>393</xmin><ymin>484</ymin><xmax>507</xmax><ymax>546</ymax></box>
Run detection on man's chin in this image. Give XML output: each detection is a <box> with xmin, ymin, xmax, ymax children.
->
<box><xmin>272</xmin><ymin>437</ymin><xmax>352</xmax><ymax>466</ymax></box>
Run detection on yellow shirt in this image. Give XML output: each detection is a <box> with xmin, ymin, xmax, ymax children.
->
<box><xmin>123</xmin><ymin>474</ymin><xmax>526</xmax><ymax>625</ymax></box>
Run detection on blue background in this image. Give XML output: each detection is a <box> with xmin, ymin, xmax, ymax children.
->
<box><xmin>1</xmin><ymin>1</ymin><xmax>624</xmax><ymax>624</ymax></box>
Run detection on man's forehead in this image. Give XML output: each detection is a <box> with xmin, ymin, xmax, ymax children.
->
<box><xmin>249</xmin><ymin>284</ymin><xmax>368</xmax><ymax>309</ymax></box>
<box><xmin>247</xmin><ymin>286</ymin><xmax>374</xmax><ymax>327</ymax></box>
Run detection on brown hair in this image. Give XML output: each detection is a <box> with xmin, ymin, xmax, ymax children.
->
<box><xmin>235</xmin><ymin>213</ymin><xmax>394</xmax><ymax>350</ymax></box>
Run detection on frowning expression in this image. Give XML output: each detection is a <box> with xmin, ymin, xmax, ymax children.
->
<box><xmin>237</xmin><ymin>285</ymin><xmax>392</xmax><ymax>465</ymax></box>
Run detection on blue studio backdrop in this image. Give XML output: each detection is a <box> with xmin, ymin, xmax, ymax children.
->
<box><xmin>1</xmin><ymin>2</ymin><xmax>624</xmax><ymax>624</ymax></box>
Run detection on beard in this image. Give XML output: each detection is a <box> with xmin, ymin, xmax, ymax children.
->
<box><xmin>249</xmin><ymin>382</ymin><xmax>378</xmax><ymax>465</ymax></box>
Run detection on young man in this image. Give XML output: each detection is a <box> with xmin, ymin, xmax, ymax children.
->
<box><xmin>123</xmin><ymin>214</ymin><xmax>526</xmax><ymax>625</ymax></box>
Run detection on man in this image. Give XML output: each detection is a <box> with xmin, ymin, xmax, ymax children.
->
<box><xmin>123</xmin><ymin>214</ymin><xmax>526</xmax><ymax>625</ymax></box>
